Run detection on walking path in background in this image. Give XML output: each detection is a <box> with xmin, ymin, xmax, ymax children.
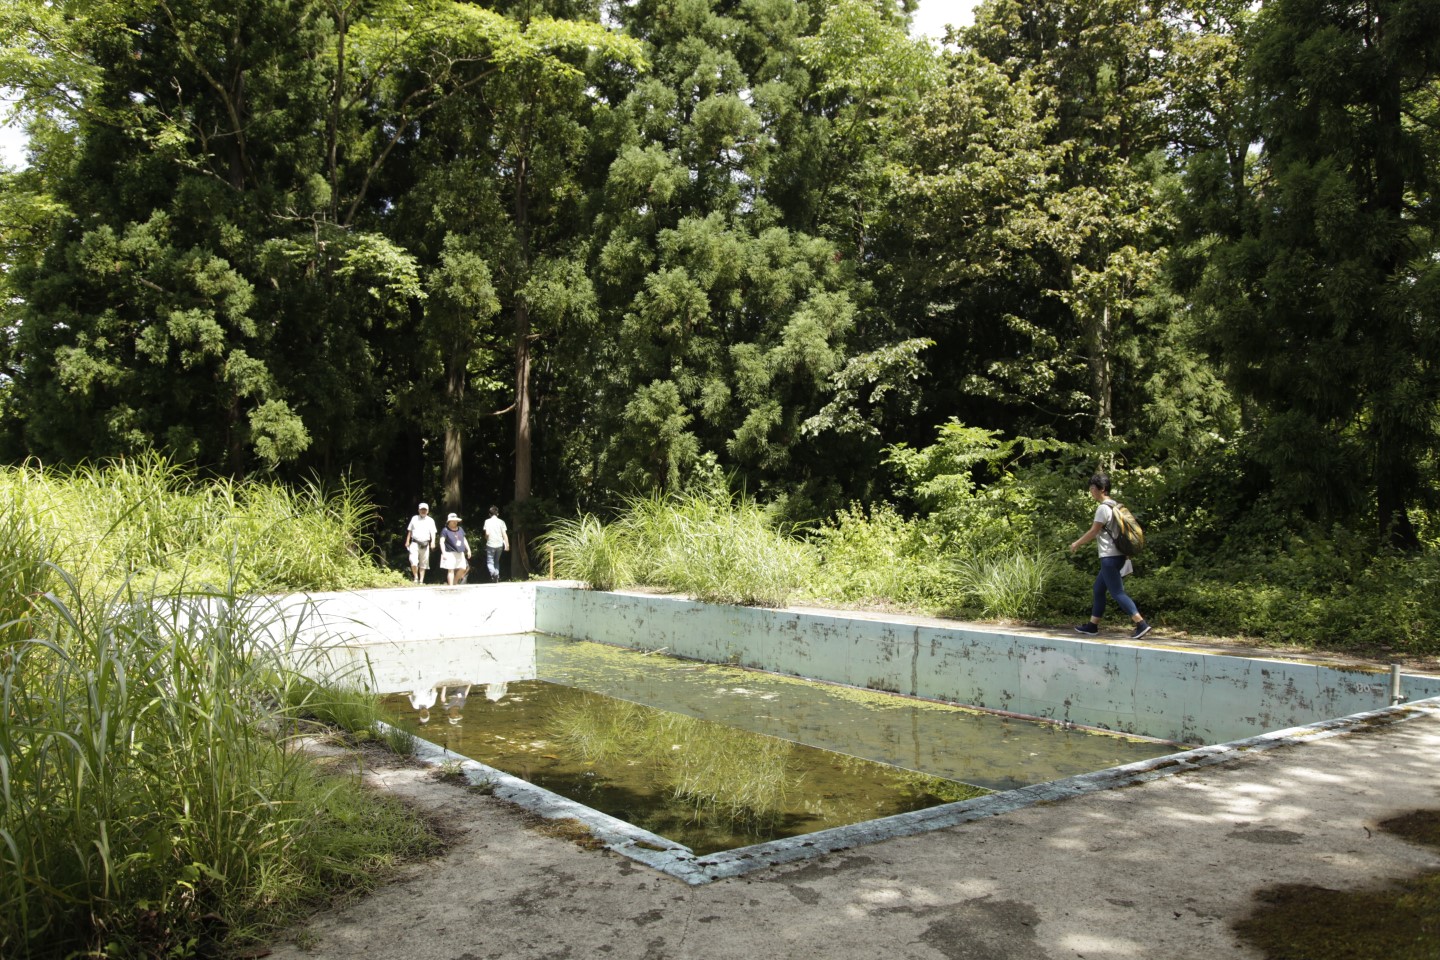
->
<box><xmin>267</xmin><ymin>675</ymin><xmax>1440</xmax><ymax>959</ymax></box>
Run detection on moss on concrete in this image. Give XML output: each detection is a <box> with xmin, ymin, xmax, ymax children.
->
<box><xmin>1234</xmin><ymin>810</ymin><xmax>1440</xmax><ymax>960</ymax></box>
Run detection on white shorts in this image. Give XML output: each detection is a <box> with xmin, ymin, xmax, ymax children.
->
<box><xmin>408</xmin><ymin>541</ymin><xmax>431</xmax><ymax>569</ymax></box>
<box><xmin>440</xmin><ymin>551</ymin><xmax>468</xmax><ymax>570</ymax></box>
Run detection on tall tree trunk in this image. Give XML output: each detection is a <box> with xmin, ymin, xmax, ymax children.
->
<box><xmin>443</xmin><ymin>356</ymin><xmax>464</xmax><ymax>513</ymax></box>
<box><xmin>1370</xmin><ymin>9</ymin><xmax>1419</xmax><ymax>551</ymax></box>
<box><xmin>513</xmin><ymin>302</ymin><xmax>533</xmax><ymax>575</ymax></box>
<box><xmin>511</xmin><ymin>151</ymin><xmax>533</xmax><ymax>575</ymax></box>
<box><xmin>1092</xmin><ymin>299</ymin><xmax>1114</xmax><ymax>444</ymax></box>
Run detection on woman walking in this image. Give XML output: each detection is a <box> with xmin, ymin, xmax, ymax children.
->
<box><xmin>1069</xmin><ymin>473</ymin><xmax>1151</xmax><ymax>639</ymax></box>
<box><xmin>439</xmin><ymin>513</ymin><xmax>473</xmax><ymax>585</ymax></box>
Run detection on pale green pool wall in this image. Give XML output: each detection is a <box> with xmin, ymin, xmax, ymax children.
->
<box><xmin>261</xmin><ymin>583</ymin><xmax>1440</xmax><ymax>746</ymax></box>
<box><xmin>534</xmin><ymin>587</ymin><xmax>1440</xmax><ymax>744</ymax></box>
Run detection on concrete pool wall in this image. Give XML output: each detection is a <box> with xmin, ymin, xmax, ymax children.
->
<box><xmin>535</xmin><ymin>587</ymin><xmax>1440</xmax><ymax>743</ymax></box>
<box><xmin>267</xmin><ymin>583</ymin><xmax>1440</xmax><ymax>746</ymax></box>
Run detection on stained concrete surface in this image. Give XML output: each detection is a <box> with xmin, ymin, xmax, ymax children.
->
<box><xmin>267</xmin><ymin>705</ymin><xmax>1440</xmax><ymax>960</ymax></box>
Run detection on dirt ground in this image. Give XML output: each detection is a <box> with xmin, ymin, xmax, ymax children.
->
<box><xmin>264</xmin><ymin>640</ymin><xmax>1440</xmax><ymax>960</ymax></box>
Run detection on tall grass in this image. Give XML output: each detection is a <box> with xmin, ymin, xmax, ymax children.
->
<box><xmin>0</xmin><ymin>463</ymin><xmax>431</xmax><ymax>958</ymax></box>
<box><xmin>952</xmin><ymin>548</ymin><xmax>1060</xmax><ymax>621</ymax></box>
<box><xmin>0</xmin><ymin>457</ymin><xmax>399</xmax><ymax>595</ymax></box>
<box><xmin>540</xmin><ymin>488</ymin><xmax>816</xmax><ymax>607</ymax></box>
<box><xmin>539</xmin><ymin>514</ymin><xmax>630</xmax><ymax>591</ymax></box>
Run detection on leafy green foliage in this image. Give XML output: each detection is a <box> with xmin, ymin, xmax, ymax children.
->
<box><xmin>4</xmin><ymin>0</ymin><xmax>1440</xmax><ymax>655</ymax></box>
<box><xmin>0</xmin><ymin>526</ymin><xmax>433</xmax><ymax>959</ymax></box>
<box><xmin>1180</xmin><ymin>0</ymin><xmax>1440</xmax><ymax>547</ymax></box>
<box><xmin>805</xmin><ymin>502</ymin><xmax>952</xmax><ymax>608</ymax></box>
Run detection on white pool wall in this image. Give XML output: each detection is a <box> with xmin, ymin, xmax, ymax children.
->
<box><xmin>250</xmin><ymin>582</ymin><xmax>540</xmax><ymax>647</ymax></box>
<box><xmin>243</xmin><ymin>582</ymin><xmax>1440</xmax><ymax>746</ymax></box>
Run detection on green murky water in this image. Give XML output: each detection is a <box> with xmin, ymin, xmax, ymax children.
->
<box><xmin>383</xmin><ymin>681</ymin><xmax>984</xmax><ymax>854</ymax></box>
<box><xmin>351</xmin><ymin>634</ymin><xmax>1177</xmax><ymax>854</ymax></box>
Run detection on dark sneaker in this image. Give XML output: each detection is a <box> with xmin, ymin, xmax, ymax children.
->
<box><xmin>1131</xmin><ymin>621</ymin><xmax>1152</xmax><ymax>640</ymax></box>
<box><xmin>1074</xmin><ymin>622</ymin><xmax>1099</xmax><ymax>635</ymax></box>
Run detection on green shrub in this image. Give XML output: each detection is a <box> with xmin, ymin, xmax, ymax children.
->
<box><xmin>538</xmin><ymin>513</ymin><xmax>630</xmax><ymax>591</ymax></box>
<box><xmin>952</xmin><ymin>548</ymin><xmax>1061</xmax><ymax>621</ymax></box>
<box><xmin>542</xmin><ymin>487</ymin><xmax>816</xmax><ymax>607</ymax></box>
<box><xmin>805</xmin><ymin>502</ymin><xmax>953</xmax><ymax>607</ymax></box>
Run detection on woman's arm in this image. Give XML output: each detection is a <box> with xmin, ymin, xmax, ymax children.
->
<box><xmin>1070</xmin><ymin>521</ymin><xmax>1104</xmax><ymax>553</ymax></box>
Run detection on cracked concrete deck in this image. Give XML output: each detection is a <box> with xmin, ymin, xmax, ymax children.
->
<box><xmin>266</xmin><ymin>702</ymin><xmax>1440</xmax><ymax>960</ymax></box>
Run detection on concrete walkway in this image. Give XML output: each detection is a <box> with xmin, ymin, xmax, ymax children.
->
<box><xmin>267</xmin><ymin>704</ymin><xmax>1440</xmax><ymax>960</ymax></box>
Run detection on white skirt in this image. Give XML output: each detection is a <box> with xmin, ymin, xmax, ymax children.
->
<box><xmin>440</xmin><ymin>551</ymin><xmax>469</xmax><ymax>570</ymax></box>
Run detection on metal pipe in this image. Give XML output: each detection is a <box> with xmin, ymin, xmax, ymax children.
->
<box><xmin>1390</xmin><ymin>664</ymin><xmax>1406</xmax><ymax>705</ymax></box>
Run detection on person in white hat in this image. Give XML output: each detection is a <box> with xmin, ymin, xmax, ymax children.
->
<box><xmin>439</xmin><ymin>513</ymin><xmax>472</xmax><ymax>585</ymax></box>
<box><xmin>404</xmin><ymin>502</ymin><xmax>437</xmax><ymax>583</ymax></box>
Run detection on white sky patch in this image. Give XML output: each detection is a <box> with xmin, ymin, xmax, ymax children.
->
<box><xmin>1</xmin><ymin>87</ymin><xmax>27</xmax><ymax>169</ymax></box>
<box><xmin>908</xmin><ymin>0</ymin><xmax>980</xmax><ymax>43</ymax></box>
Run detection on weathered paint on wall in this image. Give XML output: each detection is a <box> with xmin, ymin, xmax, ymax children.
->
<box><xmin>259</xmin><ymin>583</ymin><xmax>1439</xmax><ymax>745</ymax></box>
<box><xmin>534</xmin><ymin>588</ymin><xmax>1440</xmax><ymax>744</ymax></box>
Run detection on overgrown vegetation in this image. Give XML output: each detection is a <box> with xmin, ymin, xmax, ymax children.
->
<box><xmin>546</xmin><ymin>422</ymin><xmax>1440</xmax><ymax>658</ymax></box>
<box><xmin>0</xmin><ymin>457</ymin><xmax>400</xmax><ymax>594</ymax></box>
<box><xmin>0</xmin><ymin>462</ymin><xmax>433</xmax><ymax>959</ymax></box>
<box><xmin>6</xmin><ymin>0</ymin><xmax>1437</xmax><ymax>590</ymax></box>
<box><xmin>540</xmin><ymin>484</ymin><xmax>816</xmax><ymax>607</ymax></box>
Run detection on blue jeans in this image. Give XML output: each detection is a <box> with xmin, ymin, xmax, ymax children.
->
<box><xmin>485</xmin><ymin>546</ymin><xmax>504</xmax><ymax>581</ymax></box>
<box><xmin>1092</xmin><ymin>555</ymin><xmax>1139</xmax><ymax>619</ymax></box>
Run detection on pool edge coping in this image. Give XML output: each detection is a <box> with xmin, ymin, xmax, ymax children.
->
<box><xmin>384</xmin><ymin>694</ymin><xmax>1440</xmax><ymax>886</ymax></box>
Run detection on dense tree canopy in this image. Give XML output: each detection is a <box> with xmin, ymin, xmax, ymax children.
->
<box><xmin>2</xmin><ymin>0</ymin><xmax>1438</xmax><ymax>561</ymax></box>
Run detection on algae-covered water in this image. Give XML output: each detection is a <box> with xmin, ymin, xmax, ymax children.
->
<box><xmin>360</xmin><ymin>634</ymin><xmax>1178</xmax><ymax>854</ymax></box>
<box><xmin>383</xmin><ymin>680</ymin><xmax>984</xmax><ymax>854</ymax></box>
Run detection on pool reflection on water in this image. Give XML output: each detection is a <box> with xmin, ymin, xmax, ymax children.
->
<box><xmin>327</xmin><ymin>633</ymin><xmax>1176</xmax><ymax>854</ymax></box>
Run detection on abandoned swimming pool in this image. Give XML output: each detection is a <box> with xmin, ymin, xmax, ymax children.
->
<box><xmin>270</xmin><ymin>583</ymin><xmax>1440</xmax><ymax>884</ymax></box>
<box><xmin>363</xmin><ymin>634</ymin><xmax>1177</xmax><ymax>854</ymax></box>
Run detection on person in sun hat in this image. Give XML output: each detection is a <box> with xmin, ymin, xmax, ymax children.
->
<box><xmin>404</xmin><ymin>502</ymin><xmax>438</xmax><ymax>584</ymax></box>
<box><xmin>1069</xmin><ymin>472</ymin><xmax>1151</xmax><ymax>639</ymax></box>
<box><xmin>439</xmin><ymin>512</ymin><xmax>472</xmax><ymax>585</ymax></box>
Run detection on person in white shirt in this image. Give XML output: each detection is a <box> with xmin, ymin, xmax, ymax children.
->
<box><xmin>1068</xmin><ymin>473</ymin><xmax>1151</xmax><ymax>639</ymax></box>
<box><xmin>482</xmin><ymin>505</ymin><xmax>510</xmax><ymax>583</ymax></box>
<box><xmin>404</xmin><ymin>502</ymin><xmax>438</xmax><ymax>584</ymax></box>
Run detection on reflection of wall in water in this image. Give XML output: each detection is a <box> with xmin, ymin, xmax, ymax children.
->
<box><xmin>323</xmin><ymin>634</ymin><xmax>537</xmax><ymax>723</ymax></box>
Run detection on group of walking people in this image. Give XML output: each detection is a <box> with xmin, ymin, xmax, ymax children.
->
<box><xmin>400</xmin><ymin>475</ymin><xmax>1150</xmax><ymax>632</ymax></box>
<box><xmin>404</xmin><ymin>502</ymin><xmax>511</xmax><ymax>585</ymax></box>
